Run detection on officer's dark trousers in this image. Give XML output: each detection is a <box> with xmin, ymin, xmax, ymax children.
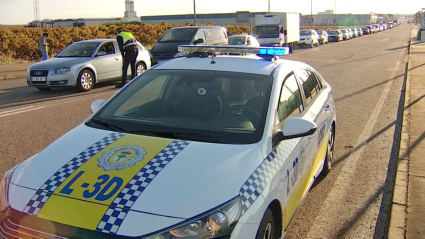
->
<box><xmin>121</xmin><ymin>45</ymin><xmax>139</xmax><ymax>83</ymax></box>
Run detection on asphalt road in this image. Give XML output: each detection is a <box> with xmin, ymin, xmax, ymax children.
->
<box><xmin>0</xmin><ymin>24</ymin><xmax>411</xmax><ymax>238</ymax></box>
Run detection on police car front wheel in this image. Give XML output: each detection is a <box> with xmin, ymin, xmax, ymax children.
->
<box><xmin>255</xmin><ymin>208</ymin><xmax>279</xmax><ymax>239</ymax></box>
<box><xmin>322</xmin><ymin>126</ymin><xmax>335</xmax><ymax>175</ymax></box>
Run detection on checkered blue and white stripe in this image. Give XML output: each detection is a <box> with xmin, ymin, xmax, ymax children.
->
<box><xmin>239</xmin><ymin>138</ymin><xmax>300</xmax><ymax>214</ymax></box>
<box><xmin>96</xmin><ymin>140</ymin><xmax>190</xmax><ymax>234</ymax></box>
<box><xmin>23</xmin><ymin>132</ymin><xmax>125</xmax><ymax>215</ymax></box>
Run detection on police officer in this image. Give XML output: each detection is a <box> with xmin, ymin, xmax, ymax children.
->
<box><xmin>114</xmin><ymin>28</ymin><xmax>139</xmax><ymax>88</ymax></box>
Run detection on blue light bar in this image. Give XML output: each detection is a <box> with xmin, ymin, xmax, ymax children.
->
<box><xmin>177</xmin><ymin>45</ymin><xmax>289</xmax><ymax>58</ymax></box>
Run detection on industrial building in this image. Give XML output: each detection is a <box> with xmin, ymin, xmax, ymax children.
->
<box><xmin>140</xmin><ymin>10</ymin><xmax>380</xmax><ymax>27</ymax></box>
<box><xmin>301</xmin><ymin>10</ymin><xmax>379</xmax><ymax>26</ymax></box>
<box><xmin>28</xmin><ymin>0</ymin><xmax>140</xmax><ymax>27</ymax></box>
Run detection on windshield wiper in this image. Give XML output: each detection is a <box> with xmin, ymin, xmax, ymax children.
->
<box><xmin>88</xmin><ymin>120</ymin><xmax>231</xmax><ymax>143</ymax></box>
<box><xmin>126</xmin><ymin>130</ymin><xmax>231</xmax><ymax>144</ymax></box>
<box><xmin>88</xmin><ymin>118</ymin><xmax>129</xmax><ymax>132</ymax></box>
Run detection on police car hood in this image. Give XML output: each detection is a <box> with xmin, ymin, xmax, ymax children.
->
<box><xmin>9</xmin><ymin>125</ymin><xmax>264</xmax><ymax>233</ymax></box>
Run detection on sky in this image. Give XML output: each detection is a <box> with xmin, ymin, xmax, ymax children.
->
<box><xmin>0</xmin><ymin>0</ymin><xmax>422</xmax><ymax>25</ymax></box>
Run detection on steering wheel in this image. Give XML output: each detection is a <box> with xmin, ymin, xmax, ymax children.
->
<box><xmin>224</xmin><ymin>105</ymin><xmax>261</xmax><ymax>123</ymax></box>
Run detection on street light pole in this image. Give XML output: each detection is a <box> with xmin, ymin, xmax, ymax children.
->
<box><xmin>268</xmin><ymin>0</ymin><xmax>270</xmax><ymax>13</ymax></box>
<box><xmin>310</xmin><ymin>0</ymin><xmax>312</xmax><ymax>26</ymax></box>
<box><xmin>193</xmin><ymin>0</ymin><xmax>197</xmax><ymax>26</ymax></box>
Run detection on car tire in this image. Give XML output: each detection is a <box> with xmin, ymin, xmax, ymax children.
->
<box><xmin>77</xmin><ymin>69</ymin><xmax>94</xmax><ymax>92</ymax></box>
<box><xmin>136</xmin><ymin>62</ymin><xmax>146</xmax><ymax>77</ymax></box>
<box><xmin>321</xmin><ymin>126</ymin><xmax>335</xmax><ymax>175</ymax></box>
<box><xmin>36</xmin><ymin>87</ymin><xmax>51</xmax><ymax>91</ymax></box>
<box><xmin>255</xmin><ymin>208</ymin><xmax>279</xmax><ymax>239</ymax></box>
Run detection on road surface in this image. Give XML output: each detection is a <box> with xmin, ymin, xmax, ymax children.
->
<box><xmin>0</xmin><ymin>24</ymin><xmax>411</xmax><ymax>238</ymax></box>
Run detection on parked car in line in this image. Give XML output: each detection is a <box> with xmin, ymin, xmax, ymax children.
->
<box><xmin>316</xmin><ymin>30</ymin><xmax>329</xmax><ymax>45</ymax></box>
<box><xmin>373</xmin><ymin>24</ymin><xmax>383</xmax><ymax>31</ymax></box>
<box><xmin>150</xmin><ymin>26</ymin><xmax>228</xmax><ymax>65</ymax></box>
<box><xmin>362</xmin><ymin>27</ymin><xmax>371</xmax><ymax>35</ymax></box>
<box><xmin>365</xmin><ymin>25</ymin><xmax>374</xmax><ymax>33</ymax></box>
<box><xmin>327</xmin><ymin>30</ymin><xmax>343</xmax><ymax>42</ymax></box>
<box><xmin>356</xmin><ymin>28</ymin><xmax>363</xmax><ymax>36</ymax></box>
<box><xmin>298</xmin><ymin>29</ymin><xmax>320</xmax><ymax>48</ymax></box>
<box><xmin>228</xmin><ymin>35</ymin><xmax>260</xmax><ymax>47</ymax></box>
<box><xmin>339</xmin><ymin>29</ymin><xmax>351</xmax><ymax>40</ymax></box>
<box><xmin>27</xmin><ymin>39</ymin><xmax>151</xmax><ymax>92</ymax></box>
<box><xmin>349</xmin><ymin>28</ymin><xmax>358</xmax><ymax>38</ymax></box>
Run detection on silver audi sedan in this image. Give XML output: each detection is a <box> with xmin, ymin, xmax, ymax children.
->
<box><xmin>26</xmin><ymin>39</ymin><xmax>151</xmax><ymax>91</ymax></box>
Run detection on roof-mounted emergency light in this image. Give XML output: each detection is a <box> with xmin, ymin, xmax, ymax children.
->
<box><xmin>177</xmin><ymin>45</ymin><xmax>289</xmax><ymax>62</ymax></box>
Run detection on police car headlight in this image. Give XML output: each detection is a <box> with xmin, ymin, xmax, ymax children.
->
<box><xmin>174</xmin><ymin>51</ymin><xmax>186</xmax><ymax>58</ymax></box>
<box><xmin>305</xmin><ymin>38</ymin><xmax>310</xmax><ymax>41</ymax></box>
<box><xmin>52</xmin><ymin>67</ymin><xmax>71</xmax><ymax>74</ymax></box>
<box><xmin>145</xmin><ymin>197</ymin><xmax>242</xmax><ymax>239</ymax></box>
<box><xmin>0</xmin><ymin>166</ymin><xmax>17</xmax><ymax>213</ymax></box>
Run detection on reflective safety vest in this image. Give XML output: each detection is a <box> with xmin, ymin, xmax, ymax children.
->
<box><xmin>118</xmin><ymin>32</ymin><xmax>137</xmax><ymax>47</ymax></box>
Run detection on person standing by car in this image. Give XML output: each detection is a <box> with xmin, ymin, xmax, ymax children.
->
<box><xmin>115</xmin><ymin>28</ymin><xmax>138</xmax><ymax>88</ymax></box>
<box><xmin>39</xmin><ymin>33</ymin><xmax>49</xmax><ymax>61</ymax></box>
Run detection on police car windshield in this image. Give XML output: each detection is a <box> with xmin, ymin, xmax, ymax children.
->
<box><xmin>90</xmin><ymin>70</ymin><xmax>273</xmax><ymax>144</ymax></box>
<box><xmin>56</xmin><ymin>42</ymin><xmax>99</xmax><ymax>57</ymax></box>
<box><xmin>159</xmin><ymin>28</ymin><xmax>196</xmax><ymax>43</ymax></box>
<box><xmin>329</xmin><ymin>31</ymin><xmax>340</xmax><ymax>35</ymax></box>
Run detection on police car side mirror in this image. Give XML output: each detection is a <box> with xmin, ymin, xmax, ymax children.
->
<box><xmin>275</xmin><ymin>117</ymin><xmax>317</xmax><ymax>141</ymax></box>
<box><xmin>91</xmin><ymin>99</ymin><xmax>106</xmax><ymax>114</ymax></box>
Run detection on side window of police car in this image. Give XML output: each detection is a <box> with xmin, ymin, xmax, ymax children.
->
<box><xmin>297</xmin><ymin>70</ymin><xmax>322</xmax><ymax>106</ymax></box>
<box><xmin>277</xmin><ymin>73</ymin><xmax>304</xmax><ymax>127</ymax></box>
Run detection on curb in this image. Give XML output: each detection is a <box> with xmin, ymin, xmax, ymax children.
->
<box><xmin>387</xmin><ymin>27</ymin><xmax>413</xmax><ymax>239</ymax></box>
<box><xmin>0</xmin><ymin>73</ymin><xmax>27</xmax><ymax>80</ymax></box>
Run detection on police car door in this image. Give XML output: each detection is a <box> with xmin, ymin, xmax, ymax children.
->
<box><xmin>295</xmin><ymin>69</ymin><xmax>332</xmax><ymax>183</ymax></box>
<box><xmin>273</xmin><ymin>72</ymin><xmax>312</xmax><ymax>229</ymax></box>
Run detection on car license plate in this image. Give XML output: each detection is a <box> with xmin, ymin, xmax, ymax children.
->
<box><xmin>31</xmin><ymin>77</ymin><xmax>46</xmax><ymax>81</ymax></box>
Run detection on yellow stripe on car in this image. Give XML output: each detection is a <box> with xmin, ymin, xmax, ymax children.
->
<box><xmin>37</xmin><ymin>134</ymin><xmax>174</xmax><ymax>230</ymax></box>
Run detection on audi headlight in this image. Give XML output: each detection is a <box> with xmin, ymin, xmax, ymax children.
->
<box><xmin>174</xmin><ymin>51</ymin><xmax>187</xmax><ymax>58</ymax></box>
<box><xmin>52</xmin><ymin>67</ymin><xmax>71</xmax><ymax>74</ymax></box>
<box><xmin>0</xmin><ymin>166</ymin><xmax>17</xmax><ymax>213</ymax></box>
<box><xmin>145</xmin><ymin>197</ymin><xmax>242</xmax><ymax>239</ymax></box>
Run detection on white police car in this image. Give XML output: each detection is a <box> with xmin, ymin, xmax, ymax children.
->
<box><xmin>0</xmin><ymin>46</ymin><xmax>336</xmax><ymax>239</ymax></box>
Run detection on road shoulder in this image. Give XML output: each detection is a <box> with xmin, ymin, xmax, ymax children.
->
<box><xmin>388</xmin><ymin>24</ymin><xmax>425</xmax><ymax>239</ymax></box>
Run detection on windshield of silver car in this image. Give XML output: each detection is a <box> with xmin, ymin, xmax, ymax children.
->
<box><xmin>56</xmin><ymin>42</ymin><xmax>100</xmax><ymax>57</ymax></box>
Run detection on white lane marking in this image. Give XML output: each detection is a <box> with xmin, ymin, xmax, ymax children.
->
<box><xmin>306</xmin><ymin>59</ymin><xmax>401</xmax><ymax>238</ymax></box>
<box><xmin>0</xmin><ymin>90</ymin><xmax>114</xmax><ymax>118</ymax></box>
<box><xmin>0</xmin><ymin>106</ymin><xmax>47</xmax><ymax>118</ymax></box>
<box><xmin>0</xmin><ymin>106</ymin><xmax>36</xmax><ymax>115</ymax></box>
